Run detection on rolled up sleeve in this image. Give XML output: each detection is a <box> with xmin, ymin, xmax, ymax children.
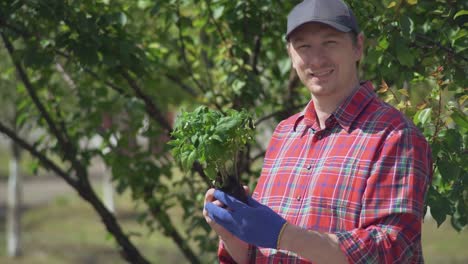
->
<box><xmin>336</xmin><ymin>127</ymin><xmax>432</xmax><ymax>263</ymax></box>
<box><xmin>218</xmin><ymin>240</ymin><xmax>237</xmax><ymax>264</ymax></box>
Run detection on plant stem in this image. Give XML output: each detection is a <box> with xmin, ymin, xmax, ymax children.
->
<box><xmin>234</xmin><ymin>150</ymin><xmax>239</xmax><ymax>182</ymax></box>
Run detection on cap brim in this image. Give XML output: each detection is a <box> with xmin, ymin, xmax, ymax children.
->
<box><xmin>286</xmin><ymin>20</ymin><xmax>352</xmax><ymax>40</ymax></box>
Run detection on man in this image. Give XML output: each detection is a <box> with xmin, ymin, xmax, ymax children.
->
<box><xmin>204</xmin><ymin>0</ymin><xmax>432</xmax><ymax>263</ymax></box>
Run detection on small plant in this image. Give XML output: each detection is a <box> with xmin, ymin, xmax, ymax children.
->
<box><xmin>170</xmin><ymin>106</ymin><xmax>255</xmax><ymax>203</ymax></box>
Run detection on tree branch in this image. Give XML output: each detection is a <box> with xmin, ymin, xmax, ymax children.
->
<box><xmin>252</xmin><ymin>150</ymin><xmax>267</xmax><ymax>163</ymax></box>
<box><xmin>1</xmin><ymin>32</ymin><xmax>93</xmax><ymax>185</ymax></box>
<box><xmin>199</xmin><ymin>29</ymin><xmax>215</xmax><ymax>88</ymax></box>
<box><xmin>0</xmin><ymin>121</ymin><xmax>78</xmax><ymax>189</ymax></box>
<box><xmin>203</xmin><ymin>0</ymin><xmax>244</xmax><ymax>72</ymax></box>
<box><xmin>251</xmin><ymin>30</ymin><xmax>262</xmax><ymax>75</ymax></box>
<box><xmin>56</xmin><ymin>44</ymin><xmax>211</xmax><ymax>188</ymax></box>
<box><xmin>255</xmin><ymin>103</ymin><xmax>306</xmax><ymax>126</ymax></box>
<box><xmin>415</xmin><ymin>33</ymin><xmax>468</xmax><ymax>62</ymax></box>
<box><xmin>55</xmin><ymin>62</ymin><xmax>77</xmax><ymax>90</ymax></box>
<box><xmin>204</xmin><ymin>0</ymin><xmax>229</xmax><ymax>46</ymax></box>
<box><xmin>192</xmin><ymin>161</ymin><xmax>212</xmax><ymax>187</ymax></box>
<box><xmin>53</xmin><ymin>62</ymin><xmax>77</xmax><ymax>145</ymax></box>
<box><xmin>0</xmin><ymin>17</ymin><xmax>31</xmax><ymax>39</ymax></box>
<box><xmin>143</xmin><ymin>187</ymin><xmax>201</xmax><ymax>264</ymax></box>
<box><xmin>0</xmin><ymin>33</ymin><xmax>81</xmax><ymax>161</ymax></box>
<box><xmin>59</xmin><ymin>49</ymin><xmax>198</xmax><ymax>99</ymax></box>
<box><xmin>54</xmin><ymin>49</ymin><xmax>131</xmax><ymax>97</ymax></box>
<box><xmin>85</xmin><ymin>67</ymin><xmax>130</xmax><ymax>96</ymax></box>
<box><xmin>164</xmin><ymin>72</ymin><xmax>198</xmax><ymax>97</ymax></box>
<box><xmin>256</xmin><ymin>69</ymin><xmax>304</xmax><ymax>125</ymax></box>
<box><xmin>120</xmin><ymin>70</ymin><xmax>173</xmax><ymax>132</ymax></box>
<box><xmin>0</xmin><ymin>112</ymin><xmax>152</xmax><ymax>264</ymax></box>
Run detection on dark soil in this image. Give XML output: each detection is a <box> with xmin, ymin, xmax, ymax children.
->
<box><xmin>218</xmin><ymin>176</ymin><xmax>248</xmax><ymax>204</ymax></box>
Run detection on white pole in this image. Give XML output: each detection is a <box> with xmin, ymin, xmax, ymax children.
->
<box><xmin>102</xmin><ymin>163</ymin><xmax>114</xmax><ymax>213</ymax></box>
<box><xmin>6</xmin><ymin>142</ymin><xmax>21</xmax><ymax>257</ymax></box>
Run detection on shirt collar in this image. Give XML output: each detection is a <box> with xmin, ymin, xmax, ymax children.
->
<box><xmin>293</xmin><ymin>81</ymin><xmax>376</xmax><ymax>133</ymax></box>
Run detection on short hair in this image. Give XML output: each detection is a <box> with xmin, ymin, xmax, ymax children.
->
<box><xmin>349</xmin><ymin>31</ymin><xmax>358</xmax><ymax>47</ymax></box>
<box><xmin>349</xmin><ymin>31</ymin><xmax>360</xmax><ymax>69</ymax></box>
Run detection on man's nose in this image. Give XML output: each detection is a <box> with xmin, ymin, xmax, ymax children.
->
<box><xmin>305</xmin><ymin>46</ymin><xmax>327</xmax><ymax>68</ymax></box>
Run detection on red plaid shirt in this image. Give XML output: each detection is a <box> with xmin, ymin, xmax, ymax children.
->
<box><xmin>218</xmin><ymin>81</ymin><xmax>432</xmax><ymax>263</ymax></box>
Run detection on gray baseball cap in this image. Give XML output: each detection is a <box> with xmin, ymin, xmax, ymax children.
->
<box><xmin>286</xmin><ymin>0</ymin><xmax>360</xmax><ymax>40</ymax></box>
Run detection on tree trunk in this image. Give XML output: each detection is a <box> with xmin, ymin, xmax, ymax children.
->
<box><xmin>76</xmin><ymin>178</ymin><xmax>151</xmax><ymax>264</ymax></box>
<box><xmin>6</xmin><ymin>140</ymin><xmax>21</xmax><ymax>257</ymax></box>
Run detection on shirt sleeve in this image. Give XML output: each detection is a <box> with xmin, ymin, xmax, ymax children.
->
<box><xmin>217</xmin><ymin>240</ymin><xmax>256</xmax><ymax>263</ymax></box>
<box><xmin>217</xmin><ymin>240</ymin><xmax>237</xmax><ymax>264</ymax></box>
<box><xmin>335</xmin><ymin>127</ymin><xmax>432</xmax><ymax>263</ymax></box>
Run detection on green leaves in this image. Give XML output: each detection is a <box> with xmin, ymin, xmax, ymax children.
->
<box><xmin>413</xmin><ymin>108</ymin><xmax>432</xmax><ymax>125</ymax></box>
<box><xmin>118</xmin><ymin>12</ymin><xmax>128</xmax><ymax>26</ymax></box>
<box><xmin>395</xmin><ymin>37</ymin><xmax>416</xmax><ymax>67</ymax></box>
<box><xmin>366</xmin><ymin>0</ymin><xmax>467</xmax><ymax>232</ymax></box>
<box><xmin>400</xmin><ymin>15</ymin><xmax>415</xmax><ymax>39</ymax></box>
<box><xmin>451</xmin><ymin>109</ymin><xmax>468</xmax><ymax>133</ymax></box>
<box><xmin>427</xmin><ymin>186</ymin><xmax>453</xmax><ymax>227</ymax></box>
<box><xmin>170</xmin><ymin>106</ymin><xmax>255</xmax><ymax>188</ymax></box>
<box><xmin>454</xmin><ymin>10</ymin><xmax>468</xmax><ymax>20</ymax></box>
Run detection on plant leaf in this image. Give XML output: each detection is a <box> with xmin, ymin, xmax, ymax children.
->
<box><xmin>454</xmin><ymin>10</ymin><xmax>468</xmax><ymax>20</ymax></box>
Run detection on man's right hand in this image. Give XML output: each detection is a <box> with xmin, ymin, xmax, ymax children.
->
<box><xmin>203</xmin><ymin>187</ymin><xmax>250</xmax><ymax>264</ymax></box>
<box><xmin>203</xmin><ymin>188</ymin><xmax>236</xmax><ymax>239</ymax></box>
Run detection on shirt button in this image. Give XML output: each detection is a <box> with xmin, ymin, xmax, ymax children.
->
<box><xmin>296</xmin><ymin>196</ymin><xmax>301</xmax><ymax>201</ymax></box>
<box><xmin>306</xmin><ymin>164</ymin><xmax>312</xmax><ymax>170</ymax></box>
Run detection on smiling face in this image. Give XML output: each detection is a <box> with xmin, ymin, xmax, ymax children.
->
<box><xmin>288</xmin><ymin>22</ymin><xmax>363</xmax><ymax>101</ymax></box>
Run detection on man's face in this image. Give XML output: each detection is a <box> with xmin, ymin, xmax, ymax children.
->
<box><xmin>287</xmin><ymin>22</ymin><xmax>363</xmax><ymax>99</ymax></box>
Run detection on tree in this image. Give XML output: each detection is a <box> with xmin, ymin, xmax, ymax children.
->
<box><xmin>350</xmin><ymin>0</ymin><xmax>468</xmax><ymax>230</ymax></box>
<box><xmin>0</xmin><ymin>0</ymin><xmax>466</xmax><ymax>263</ymax></box>
<box><xmin>0</xmin><ymin>40</ymin><xmax>23</xmax><ymax>257</ymax></box>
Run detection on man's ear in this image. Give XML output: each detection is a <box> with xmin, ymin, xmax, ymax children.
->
<box><xmin>286</xmin><ymin>42</ymin><xmax>297</xmax><ymax>70</ymax></box>
<box><xmin>354</xmin><ymin>33</ymin><xmax>365</xmax><ymax>61</ymax></box>
<box><xmin>286</xmin><ymin>42</ymin><xmax>291</xmax><ymax>57</ymax></box>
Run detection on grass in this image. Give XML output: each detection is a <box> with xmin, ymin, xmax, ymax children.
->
<box><xmin>0</xmin><ymin>192</ymin><xmax>196</xmax><ymax>264</ymax></box>
<box><xmin>422</xmin><ymin>217</ymin><xmax>468</xmax><ymax>264</ymax></box>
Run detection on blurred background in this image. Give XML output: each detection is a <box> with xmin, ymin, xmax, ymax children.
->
<box><xmin>0</xmin><ymin>0</ymin><xmax>467</xmax><ymax>263</ymax></box>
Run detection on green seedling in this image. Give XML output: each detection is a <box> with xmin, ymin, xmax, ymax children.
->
<box><xmin>170</xmin><ymin>106</ymin><xmax>255</xmax><ymax>203</ymax></box>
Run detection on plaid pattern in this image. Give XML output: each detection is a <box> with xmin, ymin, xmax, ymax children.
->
<box><xmin>218</xmin><ymin>81</ymin><xmax>432</xmax><ymax>263</ymax></box>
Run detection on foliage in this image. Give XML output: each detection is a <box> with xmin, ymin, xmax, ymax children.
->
<box><xmin>352</xmin><ymin>0</ymin><xmax>468</xmax><ymax>230</ymax></box>
<box><xmin>0</xmin><ymin>0</ymin><xmax>466</xmax><ymax>262</ymax></box>
<box><xmin>170</xmin><ymin>106</ymin><xmax>254</xmax><ymax>201</ymax></box>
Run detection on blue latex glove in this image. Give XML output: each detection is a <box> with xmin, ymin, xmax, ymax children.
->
<box><xmin>205</xmin><ymin>189</ymin><xmax>287</xmax><ymax>249</ymax></box>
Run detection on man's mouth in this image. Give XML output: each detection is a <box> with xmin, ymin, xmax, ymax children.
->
<box><xmin>310</xmin><ymin>69</ymin><xmax>334</xmax><ymax>77</ymax></box>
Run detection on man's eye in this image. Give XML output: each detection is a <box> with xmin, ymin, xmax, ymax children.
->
<box><xmin>298</xmin><ymin>44</ymin><xmax>310</xmax><ymax>49</ymax></box>
<box><xmin>325</xmin><ymin>41</ymin><xmax>337</xmax><ymax>45</ymax></box>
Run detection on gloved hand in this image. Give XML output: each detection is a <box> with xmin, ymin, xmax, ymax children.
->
<box><xmin>204</xmin><ymin>189</ymin><xmax>287</xmax><ymax>249</ymax></box>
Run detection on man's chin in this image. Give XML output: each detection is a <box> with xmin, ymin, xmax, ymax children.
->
<box><xmin>307</xmin><ymin>84</ymin><xmax>333</xmax><ymax>96</ymax></box>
